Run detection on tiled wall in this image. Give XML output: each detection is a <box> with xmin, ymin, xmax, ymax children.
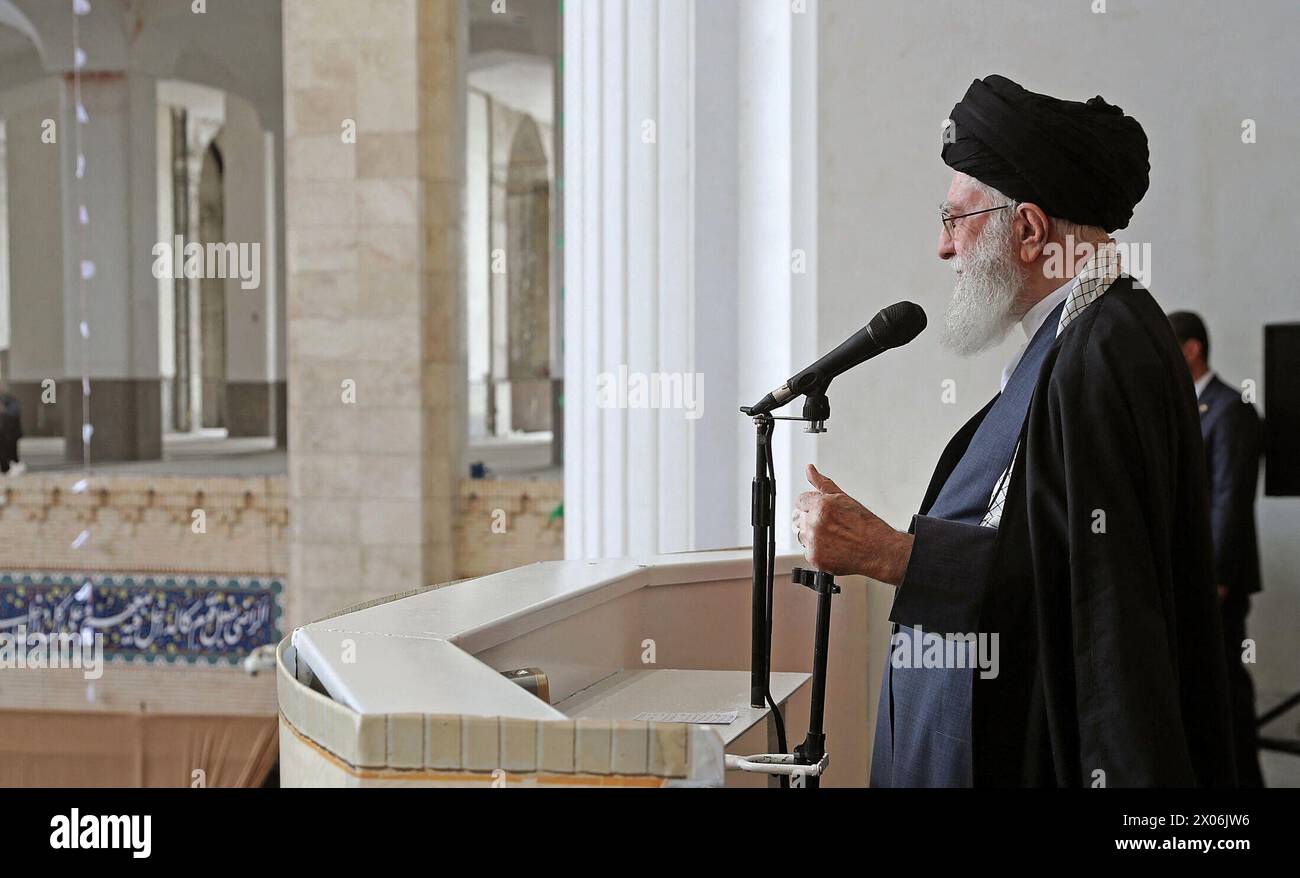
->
<box><xmin>0</xmin><ymin>474</ymin><xmax>287</xmax><ymax>576</ymax></box>
<box><xmin>453</xmin><ymin>479</ymin><xmax>563</xmax><ymax>579</ymax></box>
<box><xmin>0</xmin><ymin>472</ymin><xmax>562</xmax><ymax>611</ymax></box>
<box><xmin>0</xmin><ymin>469</ymin><xmax>562</xmax><ymax>725</ymax></box>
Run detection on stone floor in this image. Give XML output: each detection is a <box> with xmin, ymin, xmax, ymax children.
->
<box><xmin>464</xmin><ymin>433</ymin><xmax>561</xmax><ymax>481</ymax></box>
<box><xmin>18</xmin><ymin>431</ymin><xmax>285</xmax><ymax>475</ymax></box>
<box><xmin>13</xmin><ymin>430</ymin><xmax>561</xmax><ymax>481</ymax></box>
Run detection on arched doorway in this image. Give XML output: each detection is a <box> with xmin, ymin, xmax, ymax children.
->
<box><xmin>504</xmin><ymin>115</ymin><xmax>551</xmax><ymax>434</ymax></box>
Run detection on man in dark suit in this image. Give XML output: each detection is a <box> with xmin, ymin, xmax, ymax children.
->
<box><xmin>1168</xmin><ymin>311</ymin><xmax>1265</xmax><ymax>787</ymax></box>
<box><xmin>0</xmin><ymin>381</ymin><xmax>22</xmax><ymax>475</ymax></box>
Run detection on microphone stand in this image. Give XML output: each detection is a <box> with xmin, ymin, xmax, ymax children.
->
<box><xmin>748</xmin><ymin>412</ymin><xmax>775</xmax><ymax>712</ymax></box>
<box><xmin>732</xmin><ymin>387</ymin><xmax>838</xmax><ymax>787</ymax></box>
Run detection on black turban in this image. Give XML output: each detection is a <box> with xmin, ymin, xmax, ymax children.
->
<box><xmin>942</xmin><ymin>75</ymin><xmax>1150</xmax><ymax>232</ymax></box>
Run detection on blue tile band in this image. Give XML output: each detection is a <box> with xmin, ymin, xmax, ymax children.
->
<box><xmin>0</xmin><ymin>572</ymin><xmax>282</xmax><ymax>665</ymax></box>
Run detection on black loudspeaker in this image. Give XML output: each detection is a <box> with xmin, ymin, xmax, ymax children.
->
<box><xmin>1265</xmin><ymin>323</ymin><xmax>1300</xmax><ymax>496</ymax></box>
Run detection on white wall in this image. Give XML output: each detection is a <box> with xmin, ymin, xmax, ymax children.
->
<box><xmin>817</xmin><ymin>0</ymin><xmax>1300</xmax><ymax>776</ymax></box>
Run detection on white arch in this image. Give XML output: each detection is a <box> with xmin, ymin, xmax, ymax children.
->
<box><xmin>0</xmin><ymin>1</ymin><xmax>43</xmax><ymax>61</ymax></box>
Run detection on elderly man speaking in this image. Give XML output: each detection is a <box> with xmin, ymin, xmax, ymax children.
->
<box><xmin>792</xmin><ymin>75</ymin><xmax>1236</xmax><ymax>787</ymax></box>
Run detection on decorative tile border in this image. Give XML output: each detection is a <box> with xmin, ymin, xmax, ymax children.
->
<box><xmin>0</xmin><ymin>571</ymin><xmax>282</xmax><ymax>665</ymax></box>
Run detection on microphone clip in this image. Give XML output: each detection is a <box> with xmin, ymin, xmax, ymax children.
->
<box><xmin>800</xmin><ymin>387</ymin><xmax>830</xmax><ymax>434</ymax></box>
<box><xmin>741</xmin><ymin>385</ymin><xmax>831</xmax><ymax>434</ymax></box>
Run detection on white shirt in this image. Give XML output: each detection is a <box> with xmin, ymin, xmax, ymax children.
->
<box><xmin>999</xmin><ymin>278</ymin><xmax>1075</xmax><ymax>392</ymax></box>
<box><xmin>1194</xmin><ymin>371</ymin><xmax>1215</xmax><ymax>399</ymax></box>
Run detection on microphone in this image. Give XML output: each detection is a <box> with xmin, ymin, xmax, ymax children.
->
<box><xmin>744</xmin><ymin>301</ymin><xmax>927</xmax><ymax>417</ymax></box>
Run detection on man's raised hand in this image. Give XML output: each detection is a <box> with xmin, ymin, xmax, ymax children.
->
<box><xmin>793</xmin><ymin>464</ymin><xmax>913</xmax><ymax>585</ymax></box>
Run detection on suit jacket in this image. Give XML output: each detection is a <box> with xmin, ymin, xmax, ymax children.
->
<box><xmin>889</xmin><ymin>277</ymin><xmax>1237</xmax><ymax>786</ymax></box>
<box><xmin>1198</xmin><ymin>375</ymin><xmax>1262</xmax><ymax>597</ymax></box>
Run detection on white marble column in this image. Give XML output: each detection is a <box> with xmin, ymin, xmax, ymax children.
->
<box><xmin>563</xmin><ymin>0</ymin><xmax>819</xmax><ymax>558</ymax></box>
<box><xmin>564</xmin><ymin>0</ymin><xmax>695</xmax><ymax>559</ymax></box>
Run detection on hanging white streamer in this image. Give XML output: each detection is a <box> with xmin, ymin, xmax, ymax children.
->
<box><xmin>71</xmin><ymin>0</ymin><xmax>93</xmax><ymax>474</ymax></box>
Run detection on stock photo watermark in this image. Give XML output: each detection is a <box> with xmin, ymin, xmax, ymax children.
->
<box><xmin>50</xmin><ymin>809</ymin><xmax>150</xmax><ymax>859</ymax></box>
<box><xmin>152</xmin><ymin>237</ymin><xmax>262</xmax><ymax>291</ymax></box>
<box><xmin>889</xmin><ymin>625</ymin><xmax>1000</xmax><ymax>680</ymax></box>
<box><xmin>595</xmin><ymin>366</ymin><xmax>704</xmax><ymax>420</ymax></box>
<box><xmin>1043</xmin><ymin>234</ymin><xmax>1152</xmax><ymax>287</ymax></box>
<box><xmin>0</xmin><ymin>625</ymin><xmax>103</xmax><ymax>679</ymax></box>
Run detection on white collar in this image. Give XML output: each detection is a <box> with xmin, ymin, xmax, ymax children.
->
<box><xmin>998</xmin><ymin>278</ymin><xmax>1074</xmax><ymax>392</ymax></box>
<box><xmin>1194</xmin><ymin>371</ymin><xmax>1215</xmax><ymax>399</ymax></box>
<box><xmin>1020</xmin><ymin>276</ymin><xmax>1075</xmax><ymax>341</ymax></box>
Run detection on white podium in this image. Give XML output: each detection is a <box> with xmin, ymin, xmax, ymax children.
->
<box><xmin>277</xmin><ymin>550</ymin><xmax>869</xmax><ymax>787</ymax></box>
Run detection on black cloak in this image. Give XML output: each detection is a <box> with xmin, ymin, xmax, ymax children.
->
<box><xmin>890</xmin><ymin>278</ymin><xmax>1238</xmax><ymax>786</ymax></box>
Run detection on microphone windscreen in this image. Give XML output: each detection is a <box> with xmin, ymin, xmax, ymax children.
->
<box><xmin>869</xmin><ymin>301</ymin><xmax>928</xmax><ymax>349</ymax></box>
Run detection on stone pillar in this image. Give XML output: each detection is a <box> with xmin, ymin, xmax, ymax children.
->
<box><xmin>550</xmin><ymin>27</ymin><xmax>565</xmax><ymax>469</ymax></box>
<box><xmin>3</xmin><ymin>82</ymin><xmax>66</xmax><ymax>438</ymax></box>
<box><xmin>181</xmin><ymin>113</ymin><xmax>222</xmax><ymax>433</ymax></box>
<box><xmin>157</xmin><ymin>80</ymin><xmax>227</xmax><ymax>436</ymax></box>
<box><xmin>167</xmin><ymin>106</ymin><xmax>190</xmax><ymax>432</ymax></box>
<box><xmin>271</xmin><ymin>127</ymin><xmax>287</xmax><ymax>449</ymax></box>
<box><xmin>198</xmin><ymin>137</ymin><xmax>227</xmax><ymax>429</ymax></box>
<box><xmin>504</xmin><ymin>116</ymin><xmax>552</xmax><ymax>434</ymax></box>
<box><xmin>221</xmin><ymin>94</ymin><xmax>276</xmax><ymax>437</ymax></box>
<box><xmin>60</xmin><ymin>74</ymin><xmax>162</xmax><ymax>463</ymax></box>
<box><xmin>486</xmin><ymin>99</ymin><xmax>511</xmax><ymax>435</ymax></box>
<box><xmin>283</xmin><ymin>0</ymin><xmax>465</xmax><ymax>624</ymax></box>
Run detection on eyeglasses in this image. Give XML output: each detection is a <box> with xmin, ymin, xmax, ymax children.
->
<box><xmin>940</xmin><ymin>204</ymin><xmax>1011</xmax><ymax>237</ymax></box>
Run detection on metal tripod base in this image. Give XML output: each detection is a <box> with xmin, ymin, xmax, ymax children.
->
<box><xmin>729</xmin><ymin>566</ymin><xmax>840</xmax><ymax>788</ymax></box>
<box><xmin>725</xmin><ymin>751</ymin><xmax>830</xmax><ymax>781</ymax></box>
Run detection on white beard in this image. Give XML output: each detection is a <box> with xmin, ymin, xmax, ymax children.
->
<box><xmin>940</xmin><ymin>222</ymin><xmax>1028</xmax><ymax>356</ymax></box>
